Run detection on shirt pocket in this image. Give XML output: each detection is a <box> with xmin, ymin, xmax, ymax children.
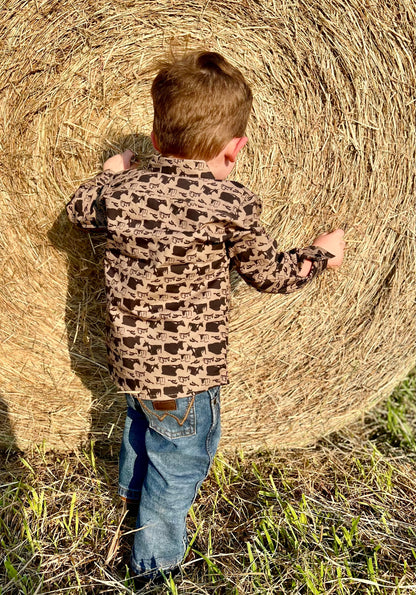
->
<box><xmin>139</xmin><ymin>395</ymin><xmax>196</xmax><ymax>440</ymax></box>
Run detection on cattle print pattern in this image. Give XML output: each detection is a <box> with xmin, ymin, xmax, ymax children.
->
<box><xmin>67</xmin><ymin>155</ymin><xmax>333</xmax><ymax>401</ymax></box>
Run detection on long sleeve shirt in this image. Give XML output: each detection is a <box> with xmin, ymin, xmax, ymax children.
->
<box><xmin>66</xmin><ymin>155</ymin><xmax>333</xmax><ymax>401</ymax></box>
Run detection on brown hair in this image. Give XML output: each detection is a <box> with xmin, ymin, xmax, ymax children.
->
<box><xmin>151</xmin><ymin>51</ymin><xmax>253</xmax><ymax>161</ymax></box>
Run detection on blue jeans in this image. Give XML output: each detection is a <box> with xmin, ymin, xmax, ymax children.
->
<box><xmin>118</xmin><ymin>386</ymin><xmax>221</xmax><ymax>578</ymax></box>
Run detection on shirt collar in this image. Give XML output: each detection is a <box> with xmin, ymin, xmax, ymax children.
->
<box><xmin>147</xmin><ymin>154</ymin><xmax>215</xmax><ymax>180</ymax></box>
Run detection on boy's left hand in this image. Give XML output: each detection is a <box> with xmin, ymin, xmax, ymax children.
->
<box><xmin>103</xmin><ymin>150</ymin><xmax>135</xmax><ymax>173</ymax></box>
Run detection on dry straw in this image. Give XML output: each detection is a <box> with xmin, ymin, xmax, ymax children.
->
<box><xmin>0</xmin><ymin>0</ymin><xmax>414</xmax><ymax>452</ymax></box>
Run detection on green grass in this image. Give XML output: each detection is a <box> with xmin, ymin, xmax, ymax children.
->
<box><xmin>1</xmin><ymin>373</ymin><xmax>415</xmax><ymax>594</ymax></box>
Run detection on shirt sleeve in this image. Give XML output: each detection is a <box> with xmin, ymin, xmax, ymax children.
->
<box><xmin>227</xmin><ymin>193</ymin><xmax>334</xmax><ymax>294</ymax></box>
<box><xmin>66</xmin><ymin>170</ymin><xmax>115</xmax><ymax>231</ymax></box>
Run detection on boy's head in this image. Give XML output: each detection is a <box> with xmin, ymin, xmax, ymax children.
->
<box><xmin>151</xmin><ymin>51</ymin><xmax>253</xmax><ymax>162</ymax></box>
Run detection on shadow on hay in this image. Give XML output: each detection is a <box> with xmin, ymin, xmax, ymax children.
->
<box><xmin>48</xmin><ymin>133</ymin><xmax>155</xmax><ymax>464</ymax></box>
<box><xmin>0</xmin><ymin>396</ymin><xmax>16</xmax><ymax>452</ymax></box>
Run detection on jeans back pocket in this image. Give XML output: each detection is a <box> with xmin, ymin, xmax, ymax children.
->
<box><xmin>139</xmin><ymin>395</ymin><xmax>196</xmax><ymax>440</ymax></box>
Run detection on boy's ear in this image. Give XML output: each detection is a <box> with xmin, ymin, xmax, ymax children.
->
<box><xmin>151</xmin><ymin>130</ymin><xmax>160</xmax><ymax>152</ymax></box>
<box><xmin>225</xmin><ymin>136</ymin><xmax>248</xmax><ymax>163</ymax></box>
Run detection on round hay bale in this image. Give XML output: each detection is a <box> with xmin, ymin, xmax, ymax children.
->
<box><xmin>1</xmin><ymin>0</ymin><xmax>414</xmax><ymax>452</ymax></box>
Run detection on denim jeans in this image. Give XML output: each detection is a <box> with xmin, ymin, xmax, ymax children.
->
<box><xmin>118</xmin><ymin>386</ymin><xmax>221</xmax><ymax>578</ymax></box>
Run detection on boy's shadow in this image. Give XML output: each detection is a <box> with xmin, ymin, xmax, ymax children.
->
<box><xmin>48</xmin><ymin>133</ymin><xmax>155</xmax><ymax>462</ymax></box>
<box><xmin>0</xmin><ymin>396</ymin><xmax>16</xmax><ymax>451</ymax></box>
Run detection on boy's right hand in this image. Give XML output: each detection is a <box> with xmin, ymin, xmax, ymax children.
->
<box><xmin>313</xmin><ymin>229</ymin><xmax>346</xmax><ymax>268</ymax></box>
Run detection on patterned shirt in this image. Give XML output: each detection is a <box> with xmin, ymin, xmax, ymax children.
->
<box><xmin>67</xmin><ymin>155</ymin><xmax>333</xmax><ymax>402</ymax></box>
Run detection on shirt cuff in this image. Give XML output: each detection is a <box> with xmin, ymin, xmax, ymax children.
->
<box><xmin>299</xmin><ymin>245</ymin><xmax>335</xmax><ymax>279</ymax></box>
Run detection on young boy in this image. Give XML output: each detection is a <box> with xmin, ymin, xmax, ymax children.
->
<box><xmin>67</xmin><ymin>51</ymin><xmax>345</xmax><ymax>582</ymax></box>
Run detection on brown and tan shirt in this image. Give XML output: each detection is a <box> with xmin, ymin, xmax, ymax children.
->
<box><xmin>67</xmin><ymin>155</ymin><xmax>333</xmax><ymax>401</ymax></box>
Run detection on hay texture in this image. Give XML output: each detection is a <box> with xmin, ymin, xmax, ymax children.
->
<box><xmin>0</xmin><ymin>0</ymin><xmax>414</xmax><ymax>452</ymax></box>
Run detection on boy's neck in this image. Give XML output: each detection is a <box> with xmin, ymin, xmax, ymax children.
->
<box><xmin>163</xmin><ymin>152</ymin><xmax>234</xmax><ymax>181</ymax></box>
<box><xmin>154</xmin><ymin>134</ymin><xmax>248</xmax><ymax>181</ymax></box>
<box><xmin>206</xmin><ymin>136</ymin><xmax>248</xmax><ymax>180</ymax></box>
<box><xmin>205</xmin><ymin>151</ymin><xmax>234</xmax><ymax>180</ymax></box>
